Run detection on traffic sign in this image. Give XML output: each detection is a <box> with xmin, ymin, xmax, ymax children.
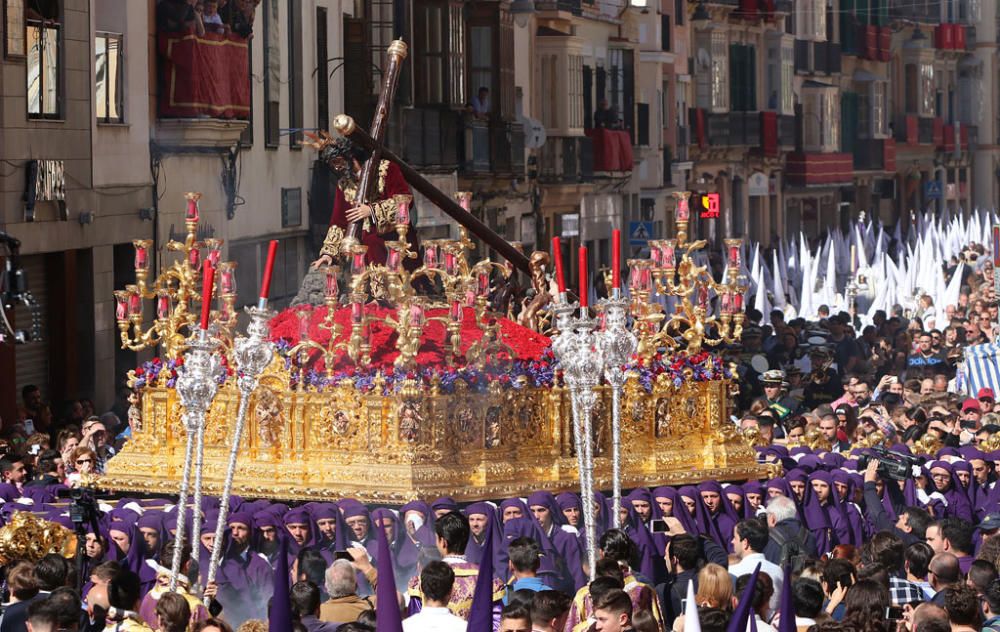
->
<box><xmin>924</xmin><ymin>180</ymin><xmax>943</xmax><ymax>200</ymax></box>
<box><xmin>629</xmin><ymin>221</ymin><xmax>653</xmax><ymax>245</ymax></box>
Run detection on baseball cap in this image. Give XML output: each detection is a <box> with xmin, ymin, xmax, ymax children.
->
<box><xmin>979</xmin><ymin>388</ymin><xmax>996</xmax><ymax>402</ymax></box>
<box><xmin>962</xmin><ymin>398</ymin><xmax>982</xmax><ymax>413</ymax></box>
<box><xmin>981</xmin><ymin>514</ymin><xmax>1000</xmax><ymax>532</ymax></box>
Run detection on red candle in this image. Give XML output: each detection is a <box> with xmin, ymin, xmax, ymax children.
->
<box><xmin>579</xmin><ymin>246</ymin><xmax>589</xmax><ymax>308</ymax></box>
<box><xmin>611</xmin><ymin>229</ymin><xmax>621</xmax><ymax>289</ymax></box>
<box><xmin>552</xmin><ymin>237</ymin><xmax>566</xmax><ymax>294</ymax></box>
<box><xmin>135</xmin><ymin>245</ymin><xmax>148</xmax><ymax>271</ymax></box>
<box><xmin>324</xmin><ymin>269</ymin><xmax>339</xmax><ymax>299</ymax></box>
<box><xmin>200</xmin><ymin>261</ymin><xmax>215</xmax><ymax>330</ymax></box>
<box><xmin>260</xmin><ymin>240</ymin><xmax>279</xmax><ymax>300</ymax></box>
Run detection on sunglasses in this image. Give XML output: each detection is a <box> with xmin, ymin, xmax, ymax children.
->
<box><xmin>76</xmin><ymin>458</ymin><xmax>93</xmax><ymax>465</ymax></box>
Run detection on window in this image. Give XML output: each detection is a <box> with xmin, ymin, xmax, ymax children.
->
<box><xmin>287</xmin><ymin>0</ymin><xmax>303</xmax><ymax>148</ymax></box>
<box><xmin>661</xmin><ymin>14</ymin><xmax>671</xmax><ymax>51</ymax></box>
<box><xmin>262</xmin><ymin>0</ymin><xmax>280</xmax><ymax>148</ymax></box>
<box><xmin>905</xmin><ymin>63</ymin><xmax>918</xmax><ymax>113</ymax></box>
<box><xmin>854</xmin><ymin>77</ymin><xmax>887</xmax><ymax>138</ymax></box>
<box><xmin>803</xmin><ymin>85</ymin><xmax>840</xmax><ymax>151</ymax></box>
<box><xmin>608</xmin><ymin>48</ymin><xmax>635</xmax><ymax>136</ymax></box>
<box><xmin>675</xmin><ymin>0</ymin><xmax>684</xmax><ymax>25</ymax></box>
<box><xmin>871</xmin><ymin>80</ymin><xmax>888</xmax><ymax>137</ymax></box>
<box><xmin>469</xmin><ymin>25</ymin><xmax>492</xmax><ymax>104</ymax></box>
<box><xmin>730</xmin><ymin>43</ymin><xmax>756</xmax><ymax>112</ymax></box>
<box><xmin>920</xmin><ymin>63</ymin><xmax>935</xmax><ymax>116</ymax></box>
<box><xmin>467</xmin><ymin>2</ymin><xmax>514</xmax><ymax>120</ymax></box>
<box><xmin>568</xmin><ymin>55</ymin><xmax>584</xmax><ymax>129</ymax></box>
<box><xmin>369</xmin><ymin>0</ymin><xmax>394</xmax><ymax>96</ymax></box>
<box><xmin>27</xmin><ymin>3</ymin><xmax>61</xmax><ymax>119</ymax></box>
<box><xmin>710</xmin><ymin>32</ymin><xmax>728</xmax><ymax>111</ymax></box>
<box><xmin>316</xmin><ymin>7</ymin><xmax>328</xmax><ymax>134</ymax></box>
<box><xmin>796</xmin><ymin>0</ymin><xmax>826</xmax><ymax>41</ymax></box>
<box><xmin>95</xmin><ymin>32</ymin><xmax>123</xmax><ymax>123</ymax></box>
<box><xmin>413</xmin><ymin>1</ymin><xmax>465</xmax><ymax>107</ymax></box>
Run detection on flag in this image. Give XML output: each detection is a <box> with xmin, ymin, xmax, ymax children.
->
<box><xmin>777</xmin><ymin>563</ymin><xmax>795</xmax><ymax>632</ymax></box>
<box><xmin>683</xmin><ymin>574</ymin><xmax>701</xmax><ymax>632</ymax></box>
<box><xmin>376</xmin><ymin>511</ymin><xmax>404</xmax><ymax>632</ymax></box>
<box><xmin>726</xmin><ymin>562</ymin><xmax>760</xmax><ymax>632</ymax></box>
<box><xmin>268</xmin><ymin>534</ymin><xmax>292</xmax><ymax>631</ymax></box>
<box><xmin>963</xmin><ymin>343</ymin><xmax>1000</xmax><ymax>399</ymax></box>
<box><xmin>466</xmin><ymin>514</ymin><xmax>495</xmax><ymax>631</ymax></box>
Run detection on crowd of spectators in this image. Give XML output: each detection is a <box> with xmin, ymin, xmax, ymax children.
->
<box><xmin>3</xmin><ymin>240</ymin><xmax>1000</xmax><ymax>631</ymax></box>
<box><xmin>155</xmin><ymin>0</ymin><xmax>260</xmax><ymax>39</ymax></box>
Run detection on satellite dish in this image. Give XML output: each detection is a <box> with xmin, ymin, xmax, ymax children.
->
<box><xmin>522</xmin><ymin>116</ymin><xmax>547</xmax><ymax>150</ymax></box>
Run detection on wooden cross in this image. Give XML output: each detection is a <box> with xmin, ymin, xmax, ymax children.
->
<box><xmin>346</xmin><ymin>39</ymin><xmax>409</xmax><ymax>243</ymax></box>
<box><xmin>307</xmin><ymin>39</ymin><xmax>533</xmax><ymax>276</ymax></box>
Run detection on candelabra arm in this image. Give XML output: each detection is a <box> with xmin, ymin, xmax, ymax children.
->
<box><xmin>205</xmin><ymin>305</ymin><xmax>275</xmax><ymax>605</ymax></box>
<box><xmin>170</xmin><ymin>328</ymin><xmax>224</xmax><ymax>593</ymax></box>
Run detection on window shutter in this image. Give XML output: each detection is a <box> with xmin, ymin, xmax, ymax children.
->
<box><xmin>747</xmin><ymin>45</ymin><xmax>757</xmax><ymax>111</ymax></box>
<box><xmin>842</xmin><ymin>91</ymin><xmax>858</xmax><ymax>153</ymax></box>
<box><xmin>730</xmin><ymin>44</ymin><xmax>741</xmax><ymax>110</ymax></box>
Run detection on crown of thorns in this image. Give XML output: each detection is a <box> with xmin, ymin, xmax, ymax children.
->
<box><xmin>302</xmin><ymin>131</ymin><xmax>365</xmax><ymax>164</ymax></box>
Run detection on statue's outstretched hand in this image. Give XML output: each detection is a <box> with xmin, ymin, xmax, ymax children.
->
<box><xmin>310</xmin><ymin>254</ymin><xmax>333</xmax><ymax>270</ymax></box>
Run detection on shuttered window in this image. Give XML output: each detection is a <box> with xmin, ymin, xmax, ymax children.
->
<box><xmin>729</xmin><ymin>44</ymin><xmax>756</xmax><ymax>111</ymax></box>
<box><xmin>842</xmin><ymin>91</ymin><xmax>859</xmax><ymax>153</ymax></box>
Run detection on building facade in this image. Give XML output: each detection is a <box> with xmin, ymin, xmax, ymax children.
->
<box><xmin>2</xmin><ymin>0</ymin><xmax>997</xmax><ymax>418</ymax></box>
<box><xmin>0</xmin><ymin>0</ymin><xmax>349</xmax><ymax>420</ymax></box>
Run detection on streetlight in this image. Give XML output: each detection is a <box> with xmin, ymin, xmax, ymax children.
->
<box><xmin>511</xmin><ymin>0</ymin><xmax>536</xmax><ymax>28</ymax></box>
<box><xmin>692</xmin><ymin>1</ymin><xmax>711</xmax><ymax>28</ymax></box>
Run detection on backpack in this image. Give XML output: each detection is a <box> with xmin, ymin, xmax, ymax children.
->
<box><xmin>769</xmin><ymin>525</ymin><xmax>809</xmax><ymax>574</ymax></box>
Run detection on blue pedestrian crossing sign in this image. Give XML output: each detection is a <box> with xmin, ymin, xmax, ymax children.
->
<box><xmin>629</xmin><ymin>221</ymin><xmax>653</xmax><ymax>245</ymax></box>
<box><xmin>924</xmin><ymin>180</ymin><xmax>942</xmax><ymax>200</ymax></box>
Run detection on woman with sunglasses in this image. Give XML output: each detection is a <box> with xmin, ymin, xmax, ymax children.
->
<box><xmin>66</xmin><ymin>445</ymin><xmax>98</xmax><ymax>487</ymax></box>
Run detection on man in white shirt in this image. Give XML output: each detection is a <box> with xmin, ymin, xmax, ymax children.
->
<box><xmin>403</xmin><ymin>561</ymin><xmax>467</xmax><ymax>632</ymax></box>
<box><xmin>729</xmin><ymin>519</ymin><xmax>783</xmax><ymax>616</ymax></box>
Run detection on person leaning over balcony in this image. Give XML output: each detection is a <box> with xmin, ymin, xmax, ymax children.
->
<box><xmin>200</xmin><ymin>0</ymin><xmax>228</xmax><ymax>34</ymax></box>
<box><xmin>157</xmin><ymin>0</ymin><xmax>206</xmax><ymax>36</ymax></box>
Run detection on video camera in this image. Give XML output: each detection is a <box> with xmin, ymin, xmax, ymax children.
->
<box><xmin>856</xmin><ymin>445</ymin><xmax>925</xmax><ymax>481</ymax></box>
<box><xmin>56</xmin><ymin>487</ymin><xmax>101</xmax><ymax>531</ymax></box>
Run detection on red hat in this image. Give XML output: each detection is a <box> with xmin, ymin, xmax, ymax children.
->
<box><xmin>979</xmin><ymin>388</ymin><xmax>996</xmax><ymax>401</ymax></box>
<box><xmin>963</xmin><ymin>398</ymin><xmax>982</xmax><ymax>412</ymax></box>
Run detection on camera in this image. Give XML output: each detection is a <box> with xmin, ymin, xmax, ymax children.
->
<box><xmin>56</xmin><ymin>487</ymin><xmax>101</xmax><ymax>529</ymax></box>
<box><xmin>856</xmin><ymin>446</ymin><xmax>925</xmax><ymax>481</ymax></box>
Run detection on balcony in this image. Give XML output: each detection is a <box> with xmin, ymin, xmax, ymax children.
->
<box><xmin>675</xmin><ymin>126</ymin><xmax>690</xmax><ymax>162</ymax></box>
<box><xmin>778</xmin><ymin>114</ymin><xmax>796</xmax><ymax>147</ymax></box>
<box><xmin>795</xmin><ymin>40</ymin><xmax>842</xmax><ymax>75</ymax></box>
<box><xmin>935</xmin><ymin>24</ymin><xmax>967</xmax><ymax>50</ymax></box>
<box><xmin>462</xmin><ymin>119</ymin><xmax>526</xmax><ymax>177</ymax></box>
<box><xmin>964</xmin><ymin>124</ymin><xmax>977</xmax><ymax>151</ymax></box>
<box><xmin>785</xmin><ymin>152</ymin><xmax>854</xmax><ymax>186</ymax></box>
<box><xmin>917</xmin><ymin>116</ymin><xmax>936</xmax><ymax>145</ymax></box>
<box><xmin>402</xmin><ymin>108</ymin><xmax>461</xmax><ymax>170</ymax></box>
<box><xmin>535</xmin><ymin>0</ymin><xmax>583</xmax><ymax>15</ymax></box>
<box><xmin>853</xmin><ymin>138</ymin><xmax>896</xmax><ymax>172</ymax></box>
<box><xmin>584</xmin><ymin>129</ymin><xmax>634</xmax><ymax>173</ymax></box>
<box><xmin>464</xmin><ymin>119</ymin><xmax>491</xmax><ymax>173</ymax></box>
<box><xmin>538</xmin><ymin>136</ymin><xmax>594</xmax><ymax>183</ymax></box>
<box><xmin>758</xmin><ymin>112</ymin><xmax>797</xmax><ymax>156</ymax></box>
<box><xmin>894</xmin><ymin>114</ymin><xmax>918</xmax><ymax>144</ymax></box>
<box><xmin>939</xmin><ymin>124</ymin><xmax>957</xmax><ymax>153</ymax></box>
<box><xmin>731</xmin><ymin>111</ymin><xmax>761</xmax><ymax>145</ymax></box>
<box><xmin>157</xmin><ymin>32</ymin><xmax>250</xmax><ymax>120</ymax></box>
<box><xmin>815</xmin><ymin>42</ymin><xmax>843</xmax><ymax>74</ymax></box>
